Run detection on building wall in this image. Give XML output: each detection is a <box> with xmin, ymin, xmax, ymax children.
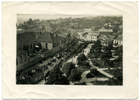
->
<box><xmin>48</xmin><ymin>43</ymin><xmax>53</xmax><ymax>50</ymax></box>
<box><xmin>16</xmin><ymin>41</ymin><xmax>37</xmax><ymax>71</ymax></box>
<box><xmin>87</xmin><ymin>36</ymin><xmax>97</xmax><ymax>41</ymax></box>
<box><xmin>113</xmin><ymin>40</ymin><xmax>122</xmax><ymax>47</ymax></box>
<box><xmin>113</xmin><ymin>39</ymin><xmax>118</xmax><ymax>43</ymax></box>
<box><xmin>52</xmin><ymin>43</ymin><xmax>64</xmax><ymax>54</ymax></box>
<box><xmin>41</xmin><ymin>42</ymin><xmax>46</xmax><ymax>49</ymax></box>
<box><xmin>40</xmin><ymin>50</ymin><xmax>52</xmax><ymax>59</ymax></box>
<box><xmin>17</xmin><ymin>56</ymin><xmax>41</xmax><ymax>71</ymax></box>
<box><xmin>18</xmin><ymin>42</ymin><xmax>36</xmax><ymax>52</ymax></box>
<box><xmin>118</xmin><ymin>40</ymin><xmax>123</xmax><ymax>45</ymax></box>
<box><xmin>16</xmin><ymin>53</ymin><xmax>28</xmax><ymax>70</ymax></box>
<box><xmin>101</xmin><ymin>40</ymin><xmax>108</xmax><ymax>46</ymax></box>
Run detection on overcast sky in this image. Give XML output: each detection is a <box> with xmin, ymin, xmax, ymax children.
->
<box><xmin>17</xmin><ymin>14</ymin><xmax>122</xmax><ymax>25</ymax></box>
<box><xmin>17</xmin><ymin>14</ymin><xmax>93</xmax><ymax>24</ymax></box>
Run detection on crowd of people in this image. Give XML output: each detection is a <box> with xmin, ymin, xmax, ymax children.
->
<box><xmin>16</xmin><ymin>63</ymin><xmax>48</xmax><ymax>84</ymax></box>
<box><xmin>16</xmin><ymin>50</ymin><xmax>74</xmax><ymax>84</ymax></box>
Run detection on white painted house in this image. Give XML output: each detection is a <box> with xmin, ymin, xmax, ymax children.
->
<box><xmin>113</xmin><ymin>35</ymin><xmax>122</xmax><ymax>47</ymax></box>
<box><xmin>37</xmin><ymin>32</ymin><xmax>65</xmax><ymax>52</ymax></box>
<box><xmin>82</xmin><ymin>31</ymin><xmax>99</xmax><ymax>41</ymax></box>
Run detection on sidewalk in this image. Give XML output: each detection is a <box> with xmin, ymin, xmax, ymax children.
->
<box><xmin>89</xmin><ymin>61</ymin><xmax>114</xmax><ymax>78</ymax></box>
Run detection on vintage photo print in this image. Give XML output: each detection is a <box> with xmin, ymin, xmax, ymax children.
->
<box><xmin>16</xmin><ymin>14</ymin><xmax>123</xmax><ymax>85</ymax></box>
<box><xmin>2</xmin><ymin>1</ymin><xmax>138</xmax><ymax>99</ymax></box>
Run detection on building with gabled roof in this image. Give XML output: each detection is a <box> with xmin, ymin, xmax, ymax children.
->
<box><xmin>98</xmin><ymin>27</ymin><xmax>113</xmax><ymax>35</ymax></box>
<box><xmin>98</xmin><ymin>34</ymin><xmax>115</xmax><ymax>46</ymax></box>
<box><xmin>84</xmin><ymin>32</ymin><xmax>99</xmax><ymax>41</ymax></box>
<box><xmin>37</xmin><ymin>32</ymin><xmax>65</xmax><ymax>53</ymax></box>
<box><xmin>113</xmin><ymin>35</ymin><xmax>123</xmax><ymax>47</ymax></box>
<box><xmin>17</xmin><ymin>32</ymin><xmax>37</xmax><ymax>70</ymax></box>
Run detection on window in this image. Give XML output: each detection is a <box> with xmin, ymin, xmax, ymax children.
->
<box><xmin>30</xmin><ymin>44</ymin><xmax>32</xmax><ymax>49</ymax></box>
<box><xmin>24</xmin><ymin>54</ymin><xmax>26</xmax><ymax>62</ymax></box>
<box><xmin>114</xmin><ymin>40</ymin><xmax>117</xmax><ymax>43</ymax></box>
<box><xmin>103</xmin><ymin>36</ymin><xmax>108</xmax><ymax>40</ymax></box>
<box><xmin>27</xmin><ymin>45</ymin><xmax>29</xmax><ymax>50</ymax></box>
<box><xmin>53</xmin><ymin>43</ymin><xmax>56</xmax><ymax>48</ymax></box>
<box><xmin>101</xmin><ymin>40</ymin><xmax>104</xmax><ymax>44</ymax></box>
<box><xmin>56</xmin><ymin>42</ymin><xmax>58</xmax><ymax>46</ymax></box>
<box><xmin>55</xmin><ymin>42</ymin><xmax>57</xmax><ymax>47</ymax></box>
<box><xmin>19</xmin><ymin>56</ymin><xmax>22</xmax><ymax>64</ymax></box>
<box><xmin>46</xmin><ymin>43</ymin><xmax>48</xmax><ymax>49</ymax></box>
<box><xmin>16</xmin><ymin>58</ymin><xmax>18</xmax><ymax>65</ymax></box>
<box><xmin>57</xmin><ymin>42</ymin><xmax>60</xmax><ymax>46</ymax></box>
<box><xmin>118</xmin><ymin>41</ymin><xmax>121</xmax><ymax>44</ymax></box>
<box><xmin>33</xmin><ymin>43</ymin><xmax>35</xmax><ymax>48</ymax></box>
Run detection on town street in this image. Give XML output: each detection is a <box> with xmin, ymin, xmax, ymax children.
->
<box><xmin>89</xmin><ymin>61</ymin><xmax>114</xmax><ymax>78</ymax></box>
<box><xmin>37</xmin><ymin>43</ymin><xmax>93</xmax><ymax>84</ymax></box>
<box><xmin>38</xmin><ymin>43</ymin><xmax>115</xmax><ymax>85</ymax></box>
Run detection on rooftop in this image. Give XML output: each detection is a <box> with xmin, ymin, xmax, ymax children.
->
<box><xmin>98</xmin><ymin>34</ymin><xmax>115</xmax><ymax>41</ymax></box>
<box><xmin>115</xmin><ymin>35</ymin><xmax>122</xmax><ymax>41</ymax></box>
<box><xmin>37</xmin><ymin>32</ymin><xmax>65</xmax><ymax>43</ymax></box>
<box><xmin>37</xmin><ymin>32</ymin><xmax>52</xmax><ymax>43</ymax></box>
<box><xmin>98</xmin><ymin>27</ymin><xmax>113</xmax><ymax>32</ymax></box>
<box><xmin>17</xmin><ymin>32</ymin><xmax>36</xmax><ymax>47</ymax></box>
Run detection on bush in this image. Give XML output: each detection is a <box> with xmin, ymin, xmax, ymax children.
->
<box><xmin>68</xmin><ymin>68</ymin><xmax>81</xmax><ymax>82</ymax></box>
<box><xmin>94</xmin><ymin>62</ymin><xmax>99</xmax><ymax>66</ymax></box>
<box><xmin>90</xmin><ymin>68</ymin><xmax>98</xmax><ymax>76</ymax></box>
<box><xmin>62</xmin><ymin>62</ymin><xmax>75</xmax><ymax>77</ymax></box>
<box><xmin>78</xmin><ymin>61</ymin><xmax>90</xmax><ymax>66</ymax></box>
<box><xmin>46</xmin><ymin>65</ymin><xmax>69</xmax><ymax>85</ymax></box>
<box><xmin>107</xmin><ymin>77</ymin><xmax>122</xmax><ymax>85</ymax></box>
<box><xmin>86</xmin><ymin>73</ymin><xmax>95</xmax><ymax>78</ymax></box>
<box><xmin>85</xmin><ymin>61</ymin><xmax>90</xmax><ymax>66</ymax></box>
<box><xmin>77</xmin><ymin>53</ymin><xmax>86</xmax><ymax>64</ymax></box>
<box><xmin>90</xmin><ymin>68</ymin><xmax>107</xmax><ymax>78</ymax></box>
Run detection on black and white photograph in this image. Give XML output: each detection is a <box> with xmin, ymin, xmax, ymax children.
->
<box><xmin>2</xmin><ymin>1</ymin><xmax>138</xmax><ymax>99</ymax></box>
<box><xmin>16</xmin><ymin>14</ymin><xmax>123</xmax><ymax>85</ymax></box>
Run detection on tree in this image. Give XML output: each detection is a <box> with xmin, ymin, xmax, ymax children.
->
<box><xmin>115</xmin><ymin>46</ymin><xmax>123</xmax><ymax>67</ymax></box>
<box><xmin>101</xmin><ymin>46</ymin><xmax>112</xmax><ymax>59</ymax></box>
<box><xmin>112</xmin><ymin>21</ymin><xmax>121</xmax><ymax>33</ymax></box>
<box><xmin>108</xmin><ymin>42</ymin><xmax>113</xmax><ymax>50</ymax></box>
<box><xmin>46</xmin><ymin>65</ymin><xmax>69</xmax><ymax>85</ymax></box>
<box><xmin>107</xmin><ymin>69</ymin><xmax>122</xmax><ymax>85</ymax></box>
<box><xmin>62</xmin><ymin>62</ymin><xmax>75</xmax><ymax>77</ymax></box>
<box><xmin>77</xmin><ymin>53</ymin><xmax>86</xmax><ymax>64</ymax></box>
<box><xmin>91</xmin><ymin>40</ymin><xmax>101</xmax><ymax>53</ymax></box>
<box><xmin>68</xmin><ymin>68</ymin><xmax>81</xmax><ymax>82</ymax></box>
<box><xmin>90</xmin><ymin>68</ymin><xmax>98</xmax><ymax>76</ymax></box>
<box><xmin>28</xmin><ymin>18</ymin><xmax>33</xmax><ymax>25</ymax></box>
